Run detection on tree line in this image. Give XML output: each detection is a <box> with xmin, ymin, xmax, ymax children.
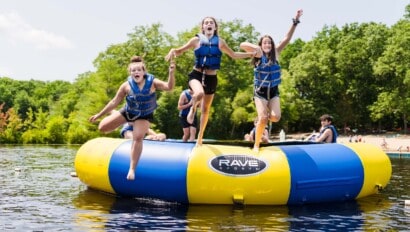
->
<box><xmin>1</xmin><ymin>5</ymin><xmax>409</xmax><ymax>144</ymax></box>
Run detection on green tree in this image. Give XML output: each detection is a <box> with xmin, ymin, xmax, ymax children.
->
<box><xmin>280</xmin><ymin>38</ymin><xmax>305</xmax><ymax>70</ymax></box>
<box><xmin>46</xmin><ymin>116</ymin><xmax>68</xmax><ymax>144</ymax></box>
<box><xmin>290</xmin><ymin>23</ymin><xmax>390</xmax><ymax>133</ymax></box>
<box><xmin>290</xmin><ymin>39</ymin><xmax>339</xmax><ymax>130</ymax></box>
<box><xmin>13</xmin><ymin>90</ymin><xmax>32</xmax><ymax>121</ymax></box>
<box><xmin>21</xmin><ymin>108</ymin><xmax>49</xmax><ymax>144</ymax></box>
<box><xmin>372</xmin><ymin>19</ymin><xmax>410</xmax><ymax>133</ymax></box>
<box><xmin>0</xmin><ymin>103</ymin><xmax>6</xmax><ymax>129</ymax></box>
<box><xmin>335</xmin><ymin>23</ymin><xmax>390</xmax><ymax>131</ymax></box>
<box><xmin>0</xmin><ymin>108</ymin><xmax>23</xmax><ymax>143</ymax></box>
<box><xmin>0</xmin><ymin>78</ymin><xmax>15</xmax><ymax>111</ymax></box>
<box><xmin>155</xmin><ymin>86</ymin><xmax>181</xmax><ymax>139</ymax></box>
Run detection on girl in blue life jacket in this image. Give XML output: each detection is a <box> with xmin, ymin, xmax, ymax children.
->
<box><xmin>89</xmin><ymin>56</ymin><xmax>175</xmax><ymax>181</ymax></box>
<box><xmin>177</xmin><ymin>89</ymin><xmax>199</xmax><ymax>142</ymax></box>
<box><xmin>240</xmin><ymin>9</ymin><xmax>303</xmax><ymax>151</ymax></box>
<box><xmin>165</xmin><ymin>16</ymin><xmax>257</xmax><ymax>146</ymax></box>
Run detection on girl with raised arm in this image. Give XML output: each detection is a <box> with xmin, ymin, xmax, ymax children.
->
<box><xmin>240</xmin><ymin>10</ymin><xmax>303</xmax><ymax>151</ymax></box>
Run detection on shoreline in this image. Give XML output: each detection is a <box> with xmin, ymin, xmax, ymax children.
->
<box><xmin>285</xmin><ymin>133</ymin><xmax>410</xmax><ymax>153</ymax></box>
<box><xmin>337</xmin><ymin>135</ymin><xmax>410</xmax><ymax>153</ymax></box>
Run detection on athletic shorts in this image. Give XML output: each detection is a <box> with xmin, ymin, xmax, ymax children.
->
<box><xmin>254</xmin><ymin>85</ymin><xmax>280</xmax><ymax>101</ymax></box>
<box><xmin>188</xmin><ymin>69</ymin><xmax>217</xmax><ymax>94</ymax></box>
<box><xmin>119</xmin><ymin>107</ymin><xmax>154</xmax><ymax>122</ymax></box>
<box><xmin>179</xmin><ymin>114</ymin><xmax>198</xmax><ymax>128</ymax></box>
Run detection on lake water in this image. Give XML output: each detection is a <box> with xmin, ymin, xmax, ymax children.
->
<box><xmin>1</xmin><ymin>145</ymin><xmax>409</xmax><ymax>231</ymax></box>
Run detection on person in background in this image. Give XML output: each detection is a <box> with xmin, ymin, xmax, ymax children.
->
<box><xmin>89</xmin><ymin>56</ymin><xmax>175</xmax><ymax>181</ymax></box>
<box><xmin>240</xmin><ymin>9</ymin><xmax>303</xmax><ymax>151</ymax></box>
<box><xmin>177</xmin><ymin>89</ymin><xmax>198</xmax><ymax>142</ymax></box>
<box><xmin>120</xmin><ymin>123</ymin><xmax>166</xmax><ymax>141</ymax></box>
<box><xmin>165</xmin><ymin>16</ymin><xmax>257</xmax><ymax>146</ymax></box>
<box><xmin>244</xmin><ymin>117</ymin><xmax>270</xmax><ymax>143</ymax></box>
<box><xmin>306</xmin><ymin>114</ymin><xmax>338</xmax><ymax>143</ymax></box>
<box><xmin>380</xmin><ymin>137</ymin><xmax>388</xmax><ymax>150</ymax></box>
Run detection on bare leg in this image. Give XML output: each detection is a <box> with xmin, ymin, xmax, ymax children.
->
<box><xmin>187</xmin><ymin>80</ymin><xmax>204</xmax><ymax>124</ymax></box>
<box><xmin>187</xmin><ymin>105</ymin><xmax>197</xmax><ymax>125</ymax></box>
<box><xmin>182</xmin><ymin>127</ymin><xmax>190</xmax><ymax>142</ymax></box>
<box><xmin>188</xmin><ymin>126</ymin><xmax>197</xmax><ymax>141</ymax></box>
<box><xmin>268</xmin><ymin>97</ymin><xmax>281</xmax><ymax>122</ymax></box>
<box><xmin>253</xmin><ymin>98</ymin><xmax>269</xmax><ymax>151</ymax></box>
<box><xmin>196</xmin><ymin>94</ymin><xmax>214</xmax><ymax>146</ymax></box>
<box><xmin>98</xmin><ymin>111</ymin><xmax>126</xmax><ymax>133</ymax></box>
<box><xmin>127</xmin><ymin>120</ymin><xmax>150</xmax><ymax>180</ymax></box>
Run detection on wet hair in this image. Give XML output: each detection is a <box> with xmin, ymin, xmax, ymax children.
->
<box><xmin>320</xmin><ymin>114</ymin><xmax>333</xmax><ymax>123</ymax></box>
<box><xmin>252</xmin><ymin>35</ymin><xmax>277</xmax><ymax>66</ymax></box>
<box><xmin>128</xmin><ymin>55</ymin><xmax>146</xmax><ymax>73</ymax></box>
<box><xmin>201</xmin><ymin>17</ymin><xmax>218</xmax><ymax>35</ymax></box>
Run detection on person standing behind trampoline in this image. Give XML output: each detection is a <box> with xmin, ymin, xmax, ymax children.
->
<box><xmin>177</xmin><ymin>89</ymin><xmax>198</xmax><ymax>142</ymax></box>
<box><xmin>240</xmin><ymin>9</ymin><xmax>303</xmax><ymax>151</ymax></box>
<box><xmin>165</xmin><ymin>16</ymin><xmax>256</xmax><ymax>146</ymax></box>
<box><xmin>89</xmin><ymin>56</ymin><xmax>175</xmax><ymax>180</ymax></box>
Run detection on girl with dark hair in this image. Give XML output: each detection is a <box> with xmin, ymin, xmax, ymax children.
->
<box><xmin>240</xmin><ymin>9</ymin><xmax>303</xmax><ymax>151</ymax></box>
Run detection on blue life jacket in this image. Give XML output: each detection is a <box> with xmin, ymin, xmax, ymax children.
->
<box><xmin>251</xmin><ymin>126</ymin><xmax>269</xmax><ymax>141</ymax></box>
<box><xmin>120</xmin><ymin>123</ymin><xmax>133</xmax><ymax>138</ymax></box>
<box><xmin>254</xmin><ymin>55</ymin><xmax>281</xmax><ymax>88</ymax></box>
<box><xmin>125</xmin><ymin>74</ymin><xmax>157</xmax><ymax>117</ymax></box>
<box><xmin>179</xmin><ymin>89</ymin><xmax>192</xmax><ymax>117</ymax></box>
<box><xmin>194</xmin><ymin>34</ymin><xmax>222</xmax><ymax>70</ymax></box>
<box><xmin>319</xmin><ymin>125</ymin><xmax>338</xmax><ymax>143</ymax></box>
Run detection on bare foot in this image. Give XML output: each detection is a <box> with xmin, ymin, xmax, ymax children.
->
<box><xmin>196</xmin><ymin>138</ymin><xmax>203</xmax><ymax>146</ymax></box>
<box><xmin>187</xmin><ymin>107</ymin><xmax>195</xmax><ymax>124</ymax></box>
<box><xmin>126</xmin><ymin>169</ymin><xmax>135</xmax><ymax>180</ymax></box>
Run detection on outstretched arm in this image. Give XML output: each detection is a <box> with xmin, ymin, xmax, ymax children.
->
<box><xmin>276</xmin><ymin>9</ymin><xmax>303</xmax><ymax>53</ymax></box>
<box><xmin>219</xmin><ymin>38</ymin><xmax>256</xmax><ymax>59</ymax></box>
<box><xmin>89</xmin><ymin>83</ymin><xmax>127</xmax><ymax>122</ymax></box>
<box><xmin>154</xmin><ymin>62</ymin><xmax>176</xmax><ymax>91</ymax></box>
<box><xmin>165</xmin><ymin>37</ymin><xmax>198</xmax><ymax>61</ymax></box>
<box><xmin>240</xmin><ymin>42</ymin><xmax>262</xmax><ymax>58</ymax></box>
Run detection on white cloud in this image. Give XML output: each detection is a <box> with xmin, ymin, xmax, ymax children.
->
<box><xmin>0</xmin><ymin>12</ymin><xmax>74</xmax><ymax>50</ymax></box>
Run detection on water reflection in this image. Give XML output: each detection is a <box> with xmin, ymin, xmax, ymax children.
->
<box><xmin>72</xmin><ymin>188</ymin><xmax>395</xmax><ymax>231</ymax></box>
<box><xmin>72</xmin><ymin>189</ymin><xmax>188</xmax><ymax>231</ymax></box>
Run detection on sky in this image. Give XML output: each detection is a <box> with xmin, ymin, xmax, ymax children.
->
<box><xmin>1</xmin><ymin>0</ymin><xmax>408</xmax><ymax>83</ymax></box>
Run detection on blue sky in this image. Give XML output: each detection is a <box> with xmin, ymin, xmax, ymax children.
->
<box><xmin>1</xmin><ymin>0</ymin><xmax>408</xmax><ymax>82</ymax></box>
